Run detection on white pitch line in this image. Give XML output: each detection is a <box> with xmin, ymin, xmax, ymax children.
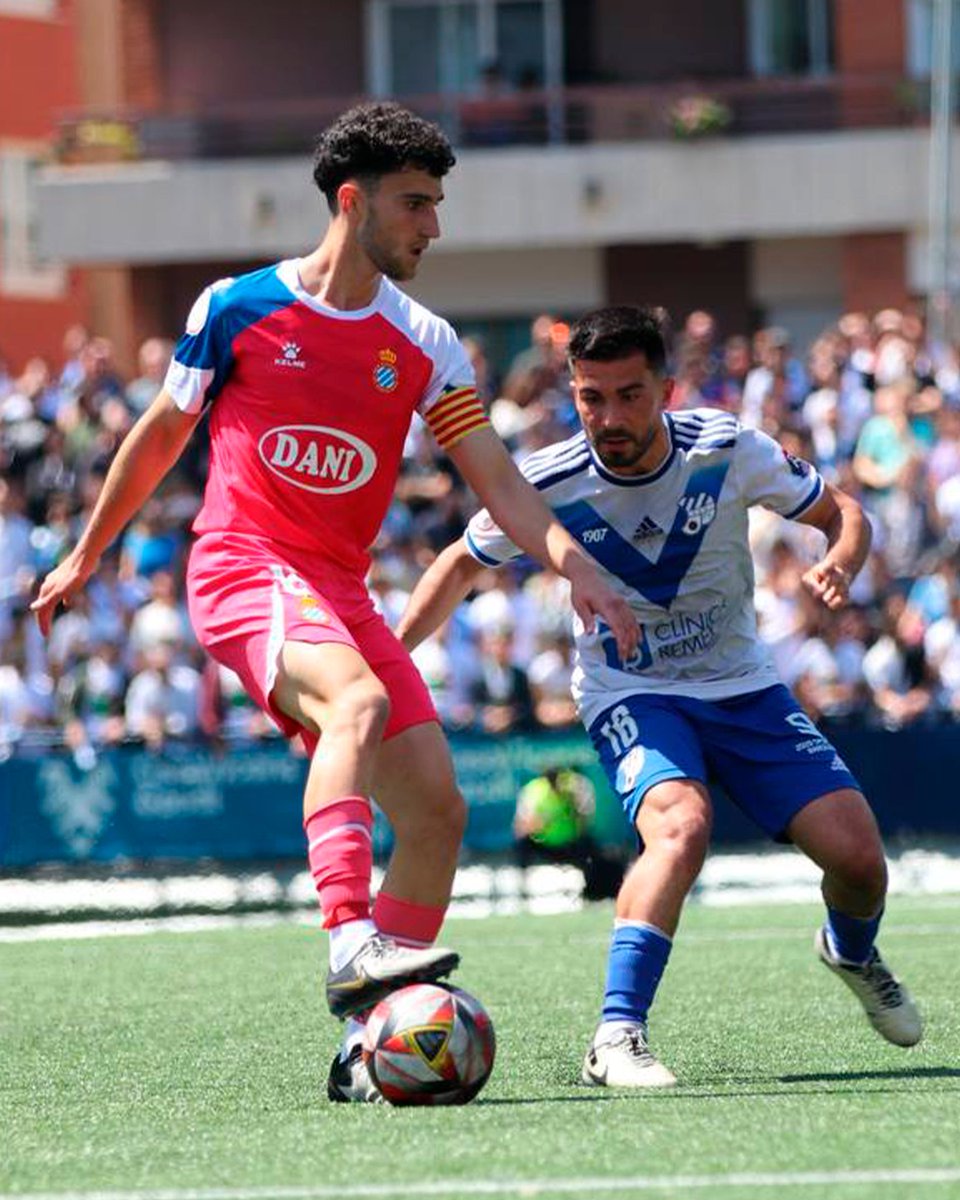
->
<box><xmin>0</xmin><ymin>912</ymin><xmax>307</xmax><ymax>943</ymax></box>
<box><xmin>3</xmin><ymin>914</ymin><xmax>960</xmax><ymax>946</ymax></box>
<box><xmin>4</xmin><ymin>1168</ymin><xmax>960</xmax><ymax>1200</ymax></box>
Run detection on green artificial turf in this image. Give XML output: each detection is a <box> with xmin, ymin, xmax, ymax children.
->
<box><xmin>1</xmin><ymin>895</ymin><xmax>959</xmax><ymax>1200</ymax></box>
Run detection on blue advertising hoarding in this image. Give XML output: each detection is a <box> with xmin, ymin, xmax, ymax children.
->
<box><xmin>2</xmin><ymin>725</ymin><xmax>960</xmax><ymax>868</ymax></box>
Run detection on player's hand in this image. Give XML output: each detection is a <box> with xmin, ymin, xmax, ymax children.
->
<box><xmin>568</xmin><ymin>564</ymin><xmax>639</xmax><ymax>661</ymax></box>
<box><xmin>30</xmin><ymin>548</ymin><xmax>97</xmax><ymax>636</ymax></box>
<box><xmin>802</xmin><ymin>561</ymin><xmax>851</xmax><ymax>611</ymax></box>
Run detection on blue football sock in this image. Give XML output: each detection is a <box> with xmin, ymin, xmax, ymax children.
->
<box><xmin>601</xmin><ymin>922</ymin><xmax>672</xmax><ymax>1026</ymax></box>
<box><xmin>825</xmin><ymin>906</ymin><xmax>882</xmax><ymax>965</ymax></box>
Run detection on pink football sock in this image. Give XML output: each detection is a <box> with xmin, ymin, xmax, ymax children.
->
<box><xmin>304</xmin><ymin>797</ymin><xmax>373</xmax><ymax>929</ymax></box>
<box><xmin>373</xmin><ymin>890</ymin><xmax>446</xmax><ymax>948</ymax></box>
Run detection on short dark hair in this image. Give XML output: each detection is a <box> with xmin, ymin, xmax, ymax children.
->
<box><xmin>568</xmin><ymin>306</ymin><xmax>670</xmax><ymax>373</ymax></box>
<box><xmin>312</xmin><ymin>102</ymin><xmax>456</xmax><ymax>213</ymax></box>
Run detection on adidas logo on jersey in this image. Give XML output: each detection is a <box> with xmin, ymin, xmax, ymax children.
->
<box><xmin>633</xmin><ymin>516</ymin><xmax>664</xmax><ymax>541</ymax></box>
<box><xmin>677</xmin><ymin>493</ymin><xmax>717</xmax><ymax>536</ymax></box>
<box><xmin>275</xmin><ymin>342</ymin><xmax>306</xmax><ymax>370</ymax></box>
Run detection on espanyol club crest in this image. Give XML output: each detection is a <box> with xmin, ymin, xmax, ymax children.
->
<box><xmin>373</xmin><ymin>347</ymin><xmax>399</xmax><ymax>392</ymax></box>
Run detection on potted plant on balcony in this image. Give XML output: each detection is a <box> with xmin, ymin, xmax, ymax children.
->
<box><xmin>669</xmin><ymin>95</ymin><xmax>732</xmax><ymax>140</ymax></box>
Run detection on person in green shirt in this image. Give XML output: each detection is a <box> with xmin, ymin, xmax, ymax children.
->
<box><xmin>514</xmin><ymin>766</ymin><xmax>623</xmax><ymax>900</ymax></box>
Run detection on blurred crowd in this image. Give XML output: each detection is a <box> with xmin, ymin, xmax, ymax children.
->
<box><xmin>2</xmin><ymin>304</ymin><xmax>960</xmax><ymax>760</ymax></box>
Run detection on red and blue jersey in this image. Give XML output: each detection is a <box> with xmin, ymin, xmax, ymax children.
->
<box><xmin>164</xmin><ymin>259</ymin><xmax>486</xmax><ymax>575</ymax></box>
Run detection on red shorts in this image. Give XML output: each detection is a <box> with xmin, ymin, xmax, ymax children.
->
<box><xmin>186</xmin><ymin>532</ymin><xmax>437</xmax><ymax>752</ymax></box>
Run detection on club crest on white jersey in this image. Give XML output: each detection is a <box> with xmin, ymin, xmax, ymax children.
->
<box><xmin>465</xmin><ymin>410</ymin><xmax>825</xmax><ymax>727</ymax></box>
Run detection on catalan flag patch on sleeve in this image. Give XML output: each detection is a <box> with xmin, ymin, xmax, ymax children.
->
<box><xmin>424</xmin><ymin>386</ymin><xmax>490</xmax><ymax>450</ymax></box>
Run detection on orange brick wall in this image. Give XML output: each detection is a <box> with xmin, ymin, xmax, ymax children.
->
<box><xmin>121</xmin><ymin>0</ymin><xmax>162</xmax><ymax>111</ymax></box>
<box><xmin>841</xmin><ymin>232</ymin><xmax>909</xmax><ymax>314</ymax></box>
<box><xmin>834</xmin><ymin>0</ymin><xmax>907</xmax><ymax>128</ymax></box>
<box><xmin>834</xmin><ymin>0</ymin><xmax>905</xmax><ymax>73</ymax></box>
<box><xmin>0</xmin><ymin>1</ymin><xmax>89</xmax><ymax>373</ymax></box>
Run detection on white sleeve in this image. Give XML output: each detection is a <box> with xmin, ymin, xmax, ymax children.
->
<box><xmin>416</xmin><ymin>321</ymin><xmax>477</xmax><ymax>418</ymax></box>
<box><xmin>464</xmin><ymin>507</ymin><xmax>523</xmax><ymax>567</ymax></box>
<box><xmin>163</xmin><ymin>278</ymin><xmax>235</xmax><ymax>414</ymax></box>
<box><xmin>734</xmin><ymin>428</ymin><xmax>824</xmax><ymax>519</ymax></box>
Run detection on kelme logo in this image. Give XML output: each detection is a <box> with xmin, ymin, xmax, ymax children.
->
<box><xmin>258</xmin><ymin>425</ymin><xmax>377</xmax><ymax>494</ymax></box>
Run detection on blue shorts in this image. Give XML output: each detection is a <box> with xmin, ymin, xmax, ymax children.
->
<box><xmin>588</xmin><ymin>684</ymin><xmax>860</xmax><ymax>842</ymax></box>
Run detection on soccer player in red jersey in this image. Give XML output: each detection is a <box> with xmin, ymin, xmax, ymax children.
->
<box><xmin>32</xmin><ymin>103</ymin><xmax>638</xmax><ymax>1101</ymax></box>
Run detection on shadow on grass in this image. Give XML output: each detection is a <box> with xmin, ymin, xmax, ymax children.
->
<box><xmin>480</xmin><ymin>1092</ymin><xmax>621</xmax><ymax>1106</ymax></box>
<box><xmin>477</xmin><ymin>1066</ymin><xmax>960</xmax><ymax>1106</ymax></box>
<box><xmin>778</xmin><ymin>1066</ymin><xmax>960</xmax><ymax>1083</ymax></box>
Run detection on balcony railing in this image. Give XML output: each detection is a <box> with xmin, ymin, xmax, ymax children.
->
<box><xmin>52</xmin><ymin>73</ymin><xmax>928</xmax><ymax>165</ymax></box>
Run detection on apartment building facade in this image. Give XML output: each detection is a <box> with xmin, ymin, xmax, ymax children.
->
<box><xmin>21</xmin><ymin>0</ymin><xmax>956</xmax><ymax>369</ymax></box>
<box><xmin>0</xmin><ymin>0</ymin><xmax>89</xmax><ymax>369</ymax></box>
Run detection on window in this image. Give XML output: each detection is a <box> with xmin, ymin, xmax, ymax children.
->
<box><xmin>0</xmin><ymin>145</ymin><xmax>66</xmax><ymax>299</ymax></box>
<box><xmin>367</xmin><ymin>0</ymin><xmax>562</xmax><ymax>97</ymax></box>
<box><xmin>0</xmin><ymin>0</ymin><xmax>58</xmax><ymax>16</ymax></box>
<box><xmin>748</xmin><ymin>0</ymin><xmax>834</xmax><ymax>77</ymax></box>
<box><xmin>906</xmin><ymin>0</ymin><xmax>960</xmax><ymax>77</ymax></box>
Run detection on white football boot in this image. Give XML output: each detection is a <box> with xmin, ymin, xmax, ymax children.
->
<box><xmin>582</xmin><ymin>1024</ymin><xmax>677</xmax><ymax>1088</ymax></box>
<box><xmin>815</xmin><ymin>927</ymin><xmax>922</xmax><ymax>1047</ymax></box>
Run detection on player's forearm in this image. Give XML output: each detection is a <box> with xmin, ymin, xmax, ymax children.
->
<box><xmin>75</xmin><ymin>393</ymin><xmax>198</xmax><ymax>565</ymax></box>
<box><xmin>397</xmin><ymin>540</ymin><xmax>483</xmax><ymax>650</ymax></box>
<box><xmin>481</xmin><ymin>466</ymin><xmax>593</xmax><ymax>582</ymax></box>
<box><xmin>818</xmin><ymin>487</ymin><xmax>872</xmax><ymax>578</ymax></box>
<box><xmin>451</xmin><ymin>429</ymin><xmax>592</xmax><ymax>581</ymax></box>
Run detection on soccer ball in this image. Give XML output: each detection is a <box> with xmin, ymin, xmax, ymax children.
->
<box><xmin>362</xmin><ymin>983</ymin><xmax>496</xmax><ymax>1106</ymax></box>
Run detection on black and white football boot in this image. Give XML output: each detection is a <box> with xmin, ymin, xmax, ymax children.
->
<box><xmin>325</xmin><ymin>932</ymin><xmax>459</xmax><ymax>1018</ymax></box>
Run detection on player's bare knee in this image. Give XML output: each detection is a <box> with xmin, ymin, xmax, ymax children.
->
<box><xmin>644</xmin><ymin>797</ymin><xmax>710</xmax><ymax>880</ymax></box>
<box><xmin>833</xmin><ymin>843</ymin><xmax>888</xmax><ymax>906</ymax></box>
<box><xmin>326</xmin><ymin>679</ymin><xmax>391</xmax><ymax>746</ymax></box>
<box><xmin>641</xmin><ymin>786</ymin><xmax>711</xmax><ymax>874</ymax></box>
<box><xmin>663</xmin><ymin>812</ymin><xmax>710</xmax><ymax>875</ymax></box>
<box><xmin>440</xmin><ymin>788</ymin><xmax>468</xmax><ymax>845</ymax></box>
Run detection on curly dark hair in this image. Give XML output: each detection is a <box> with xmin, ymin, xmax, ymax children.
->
<box><xmin>568</xmin><ymin>306</ymin><xmax>670</xmax><ymax>373</ymax></box>
<box><xmin>312</xmin><ymin>102</ymin><xmax>456</xmax><ymax>213</ymax></box>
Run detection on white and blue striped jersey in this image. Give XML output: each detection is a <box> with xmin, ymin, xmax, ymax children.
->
<box><xmin>465</xmin><ymin>408</ymin><xmax>825</xmax><ymax>728</ymax></box>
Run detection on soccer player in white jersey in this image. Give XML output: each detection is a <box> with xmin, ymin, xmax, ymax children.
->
<box><xmin>32</xmin><ymin>106</ymin><xmax>638</xmax><ymax>1104</ymax></box>
<box><xmin>398</xmin><ymin>305</ymin><xmax>922</xmax><ymax>1087</ymax></box>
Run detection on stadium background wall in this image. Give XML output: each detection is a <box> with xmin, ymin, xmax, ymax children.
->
<box><xmin>1</xmin><ymin>727</ymin><xmax>957</xmax><ymax>868</ymax></box>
